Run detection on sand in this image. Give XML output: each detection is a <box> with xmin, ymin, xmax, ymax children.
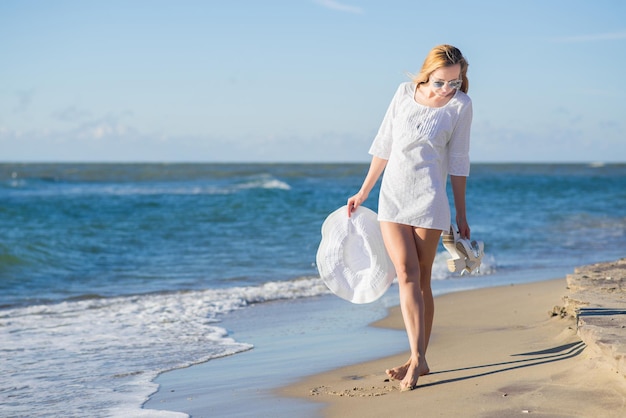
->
<box><xmin>280</xmin><ymin>278</ymin><xmax>626</xmax><ymax>417</ymax></box>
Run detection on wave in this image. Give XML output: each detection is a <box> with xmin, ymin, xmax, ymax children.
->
<box><xmin>1</xmin><ymin>174</ymin><xmax>292</xmax><ymax>196</ymax></box>
<box><xmin>431</xmin><ymin>250</ymin><xmax>497</xmax><ymax>280</ymax></box>
<box><xmin>0</xmin><ymin>277</ymin><xmax>329</xmax><ymax>418</ymax></box>
<box><xmin>234</xmin><ymin>177</ymin><xmax>291</xmax><ymax>191</ymax></box>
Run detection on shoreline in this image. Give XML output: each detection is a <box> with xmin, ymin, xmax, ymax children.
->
<box><xmin>143</xmin><ymin>291</ymin><xmax>407</xmax><ymax>418</ymax></box>
<box><xmin>280</xmin><ymin>275</ymin><xmax>626</xmax><ymax>417</ymax></box>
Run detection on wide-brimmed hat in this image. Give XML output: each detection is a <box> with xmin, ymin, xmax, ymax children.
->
<box><xmin>316</xmin><ymin>206</ymin><xmax>396</xmax><ymax>304</ymax></box>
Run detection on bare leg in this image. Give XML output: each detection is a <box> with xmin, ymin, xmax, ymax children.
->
<box><xmin>385</xmin><ymin>241</ymin><xmax>436</xmax><ymax>381</ymax></box>
<box><xmin>418</xmin><ymin>226</ymin><xmax>437</xmax><ymax>351</ymax></box>
<box><xmin>381</xmin><ymin>223</ymin><xmax>440</xmax><ymax>390</ymax></box>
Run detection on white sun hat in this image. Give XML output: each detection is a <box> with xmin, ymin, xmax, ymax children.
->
<box><xmin>316</xmin><ymin>206</ymin><xmax>396</xmax><ymax>304</ymax></box>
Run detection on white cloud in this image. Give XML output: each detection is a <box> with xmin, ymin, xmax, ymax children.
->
<box><xmin>552</xmin><ymin>30</ymin><xmax>626</xmax><ymax>43</ymax></box>
<box><xmin>313</xmin><ymin>0</ymin><xmax>363</xmax><ymax>14</ymax></box>
<box><xmin>65</xmin><ymin>111</ymin><xmax>136</xmax><ymax>140</ymax></box>
<box><xmin>75</xmin><ymin>120</ymin><xmax>136</xmax><ymax>141</ymax></box>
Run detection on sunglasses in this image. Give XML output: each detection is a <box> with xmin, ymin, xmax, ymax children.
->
<box><xmin>430</xmin><ymin>77</ymin><xmax>462</xmax><ymax>90</ymax></box>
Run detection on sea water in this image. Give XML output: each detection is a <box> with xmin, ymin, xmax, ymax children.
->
<box><xmin>1</xmin><ymin>163</ymin><xmax>625</xmax><ymax>417</ymax></box>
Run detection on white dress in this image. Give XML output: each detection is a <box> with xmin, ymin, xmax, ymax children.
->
<box><xmin>368</xmin><ymin>82</ymin><xmax>472</xmax><ymax>231</ymax></box>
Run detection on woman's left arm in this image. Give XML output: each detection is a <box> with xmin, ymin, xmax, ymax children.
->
<box><xmin>450</xmin><ymin>175</ymin><xmax>470</xmax><ymax>239</ymax></box>
<box><xmin>448</xmin><ymin>97</ymin><xmax>473</xmax><ymax>239</ymax></box>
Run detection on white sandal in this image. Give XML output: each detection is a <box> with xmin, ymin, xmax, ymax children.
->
<box><xmin>442</xmin><ymin>227</ymin><xmax>465</xmax><ymax>273</ymax></box>
<box><xmin>455</xmin><ymin>238</ymin><xmax>484</xmax><ymax>274</ymax></box>
<box><xmin>442</xmin><ymin>226</ymin><xmax>484</xmax><ymax>275</ymax></box>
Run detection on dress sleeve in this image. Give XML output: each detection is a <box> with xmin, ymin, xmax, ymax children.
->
<box><xmin>368</xmin><ymin>84</ymin><xmax>404</xmax><ymax>160</ymax></box>
<box><xmin>447</xmin><ymin>98</ymin><xmax>473</xmax><ymax>176</ymax></box>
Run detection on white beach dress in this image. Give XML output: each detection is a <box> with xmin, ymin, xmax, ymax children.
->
<box><xmin>369</xmin><ymin>82</ymin><xmax>472</xmax><ymax>231</ymax></box>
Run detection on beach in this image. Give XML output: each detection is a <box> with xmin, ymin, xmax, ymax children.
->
<box><xmin>280</xmin><ymin>268</ymin><xmax>626</xmax><ymax>417</ymax></box>
<box><xmin>3</xmin><ymin>163</ymin><xmax>625</xmax><ymax>417</ymax></box>
<box><xmin>146</xmin><ymin>260</ymin><xmax>626</xmax><ymax>417</ymax></box>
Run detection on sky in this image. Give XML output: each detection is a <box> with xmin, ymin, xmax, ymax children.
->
<box><xmin>1</xmin><ymin>0</ymin><xmax>625</xmax><ymax>163</ymax></box>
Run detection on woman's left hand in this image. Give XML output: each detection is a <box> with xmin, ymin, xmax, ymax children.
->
<box><xmin>457</xmin><ymin>218</ymin><xmax>470</xmax><ymax>239</ymax></box>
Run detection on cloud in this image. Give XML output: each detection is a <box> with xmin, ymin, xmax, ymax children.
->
<box><xmin>72</xmin><ymin>112</ymin><xmax>137</xmax><ymax>140</ymax></box>
<box><xmin>52</xmin><ymin>106</ymin><xmax>92</xmax><ymax>122</ymax></box>
<box><xmin>313</xmin><ymin>0</ymin><xmax>363</xmax><ymax>14</ymax></box>
<box><xmin>552</xmin><ymin>30</ymin><xmax>626</xmax><ymax>43</ymax></box>
<box><xmin>79</xmin><ymin>122</ymin><xmax>132</xmax><ymax>140</ymax></box>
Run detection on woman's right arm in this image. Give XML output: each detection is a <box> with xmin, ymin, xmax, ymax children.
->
<box><xmin>347</xmin><ymin>84</ymin><xmax>398</xmax><ymax>216</ymax></box>
<box><xmin>347</xmin><ymin>156</ymin><xmax>387</xmax><ymax>216</ymax></box>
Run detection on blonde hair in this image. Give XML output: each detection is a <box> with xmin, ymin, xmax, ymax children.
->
<box><xmin>412</xmin><ymin>45</ymin><xmax>469</xmax><ymax>93</ymax></box>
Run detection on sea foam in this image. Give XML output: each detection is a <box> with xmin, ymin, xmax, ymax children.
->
<box><xmin>0</xmin><ymin>277</ymin><xmax>329</xmax><ymax>417</ymax></box>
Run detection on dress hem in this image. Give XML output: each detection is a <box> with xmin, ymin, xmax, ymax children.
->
<box><xmin>376</xmin><ymin>217</ymin><xmax>449</xmax><ymax>232</ymax></box>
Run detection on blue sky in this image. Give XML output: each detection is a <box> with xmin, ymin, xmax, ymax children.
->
<box><xmin>1</xmin><ymin>0</ymin><xmax>625</xmax><ymax>163</ymax></box>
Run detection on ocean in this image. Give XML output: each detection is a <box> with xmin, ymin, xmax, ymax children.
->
<box><xmin>1</xmin><ymin>162</ymin><xmax>625</xmax><ymax>417</ymax></box>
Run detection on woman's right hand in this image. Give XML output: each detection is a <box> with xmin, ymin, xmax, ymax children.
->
<box><xmin>347</xmin><ymin>191</ymin><xmax>368</xmax><ymax>217</ymax></box>
<box><xmin>346</xmin><ymin>156</ymin><xmax>387</xmax><ymax>217</ymax></box>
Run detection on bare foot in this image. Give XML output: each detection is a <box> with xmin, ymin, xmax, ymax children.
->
<box><xmin>386</xmin><ymin>358</ymin><xmax>430</xmax><ymax>381</ymax></box>
<box><xmin>399</xmin><ymin>358</ymin><xmax>429</xmax><ymax>392</ymax></box>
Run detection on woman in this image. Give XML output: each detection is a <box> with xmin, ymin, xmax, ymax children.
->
<box><xmin>347</xmin><ymin>44</ymin><xmax>473</xmax><ymax>391</ymax></box>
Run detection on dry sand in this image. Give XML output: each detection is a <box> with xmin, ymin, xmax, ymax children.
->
<box><xmin>280</xmin><ymin>278</ymin><xmax>626</xmax><ymax>417</ymax></box>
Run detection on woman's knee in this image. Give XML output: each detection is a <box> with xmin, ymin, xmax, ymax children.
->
<box><xmin>395</xmin><ymin>264</ymin><xmax>421</xmax><ymax>284</ymax></box>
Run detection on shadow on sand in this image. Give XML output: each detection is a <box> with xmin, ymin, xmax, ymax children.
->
<box><xmin>418</xmin><ymin>341</ymin><xmax>585</xmax><ymax>388</ymax></box>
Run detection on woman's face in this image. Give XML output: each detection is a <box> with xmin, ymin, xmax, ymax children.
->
<box><xmin>428</xmin><ymin>64</ymin><xmax>462</xmax><ymax>98</ymax></box>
